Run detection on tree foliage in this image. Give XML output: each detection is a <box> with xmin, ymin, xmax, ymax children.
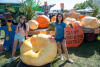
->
<box><xmin>74</xmin><ymin>0</ymin><xmax>93</xmax><ymax>10</ymax></box>
<box><xmin>74</xmin><ymin>0</ymin><xmax>98</xmax><ymax>17</ymax></box>
<box><xmin>20</xmin><ymin>0</ymin><xmax>40</xmax><ymax>21</ymax></box>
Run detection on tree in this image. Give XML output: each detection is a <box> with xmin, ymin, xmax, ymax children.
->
<box><xmin>74</xmin><ymin>0</ymin><xmax>98</xmax><ymax>17</ymax></box>
<box><xmin>74</xmin><ymin>0</ymin><xmax>93</xmax><ymax>10</ymax></box>
<box><xmin>91</xmin><ymin>6</ymin><xmax>98</xmax><ymax>17</ymax></box>
<box><xmin>20</xmin><ymin>0</ymin><xmax>40</xmax><ymax>21</ymax></box>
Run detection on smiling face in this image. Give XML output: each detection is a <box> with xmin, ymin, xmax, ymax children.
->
<box><xmin>56</xmin><ymin>13</ymin><xmax>63</xmax><ymax>23</ymax></box>
<box><xmin>19</xmin><ymin>18</ymin><xmax>25</xmax><ymax>24</ymax></box>
<box><xmin>58</xmin><ymin>15</ymin><xmax>63</xmax><ymax>23</ymax></box>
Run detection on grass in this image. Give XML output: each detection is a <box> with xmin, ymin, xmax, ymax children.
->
<box><xmin>0</xmin><ymin>30</ymin><xmax>5</xmax><ymax>39</ymax></box>
<box><xmin>53</xmin><ymin>41</ymin><xmax>100</xmax><ymax>67</ymax></box>
<box><xmin>0</xmin><ymin>34</ymin><xmax>100</xmax><ymax>67</ymax></box>
<box><xmin>0</xmin><ymin>41</ymin><xmax>100</xmax><ymax>67</ymax></box>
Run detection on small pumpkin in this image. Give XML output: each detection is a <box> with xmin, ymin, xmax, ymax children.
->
<box><xmin>80</xmin><ymin>15</ymin><xmax>87</xmax><ymax>19</ymax></box>
<box><xmin>51</xmin><ymin>16</ymin><xmax>56</xmax><ymax>22</ymax></box>
<box><xmin>20</xmin><ymin>34</ymin><xmax>57</xmax><ymax>66</ymax></box>
<box><xmin>35</xmin><ymin>15</ymin><xmax>50</xmax><ymax>28</ymax></box>
<box><xmin>27</xmin><ymin>20</ymin><xmax>38</xmax><ymax>30</ymax></box>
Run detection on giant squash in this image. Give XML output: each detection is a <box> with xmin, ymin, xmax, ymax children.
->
<box><xmin>35</xmin><ymin>15</ymin><xmax>50</xmax><ymax>28</ymax></box>
<box><xmin>20</xmin><ymin>34</ymin><xmax>57</xmax><ymax>66</ymax></box>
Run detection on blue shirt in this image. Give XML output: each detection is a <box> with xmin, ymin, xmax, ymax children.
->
<box><xmin>55</xmin><ymin>22</ymin><xmax>66</xmax><ymax>39</ymax></box>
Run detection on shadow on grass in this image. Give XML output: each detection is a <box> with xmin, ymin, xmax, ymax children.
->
<box><xmin>0</xmin><ymin>49</ymin><xmax>20</xmax><ymax>59</ymax></box>
<box><xmin>52</xmin><ymin>57</ymin><xmax>60</xmax><ymax>64</ymax></box>
<box><xmin>58</xmin><ymin>60</ymin><xmax>68</xmax><ymax>67</ymax></box>
<box><xmin>68</xmin><ymin>40</ymin><xmax>100</xmax><ymax>58</ymax></box>
<box><xmin>1</xmin><ymin>63</ymin><xmax>9</xmax><ymax>67</ymax></box>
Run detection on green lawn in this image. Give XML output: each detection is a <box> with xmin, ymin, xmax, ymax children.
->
<box><xmin>0</xmin><ymin>34</ymin><xmax>100</xmax><ymax>67</ymax></box>
<box><xmin>0</xmin><ymin>30</ymin><xmax>5</xmax><ymax>39</ymax></box>
<box><xmin>53</xmin><ymin>41</ymin><xmax>100</xmax><ymax>67</ymax></box>
<box><xmin>0</xmin><ymin>41</ymin><xmax>100</xmax><ymax>67</ymax></box>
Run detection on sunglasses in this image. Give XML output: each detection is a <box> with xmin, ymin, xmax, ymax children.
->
<box><xmin>7</xmin><ymin>20</ymin><xmax>12</xmax><ymax>22</ymax></box>
<box><xmin>58</xmin><ymin>16</ymin><xmax>62</xmax><ymax>17</ymax></box>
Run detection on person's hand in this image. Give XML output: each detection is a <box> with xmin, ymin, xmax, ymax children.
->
<box><xmin>17</xmin><ymin>25</ymin><xmax>21</xmax><ymax>30</ymax></box>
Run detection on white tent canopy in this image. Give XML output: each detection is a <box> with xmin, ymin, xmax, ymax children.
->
<box><xmin>0</xmin><ymin>0</ymin><xmax>26</xmax><ymax>4</ymax></box>
<box><xmin>76</xmin><ymin>6</ymin><xmax>93</xmax><ymax>13</ymax></box>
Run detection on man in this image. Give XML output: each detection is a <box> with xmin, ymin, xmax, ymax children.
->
<box><xmin>40</xmin><ymin>2</ymin><xmax>56</xmax><ymax>16</ymax></box>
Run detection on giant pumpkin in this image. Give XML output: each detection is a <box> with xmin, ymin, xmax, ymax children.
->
<box><xmin>27</xmin><ymin>20</ymin><xmax>38</xmax><ymax>30</ymax></box>
<box><xmin>65</xmin><ymin>22</ymin><xmax>84</xmax><ymax>47</ymax></box>
<box><xmin>20</xmin><ymin>34</ymin><xmax>57</xmax><ymax>66</ymax></box>
<box><xmin>35</xmin><ymin>15</ymin><xmax>50</xmax><ymax>28</ymax></box>
<box><xmin>80</xmin><ymin>16</ymin><xmax>100</xmax><ymax>28</ymax></box>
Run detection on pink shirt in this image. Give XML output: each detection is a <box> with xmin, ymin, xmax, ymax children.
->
<box><xmin>17</xmin><ymin>23</ymin><xmax>29</xmax><ymax>36</ymax></box>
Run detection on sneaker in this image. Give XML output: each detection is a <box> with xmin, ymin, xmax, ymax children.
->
<box><xmin>60</xmin><ymin>56</ymin><xmax>64</xmax><ymax>61</ymax></box>
<box><xmin>66</xmin><ymin>59</ymin><xmax>74</xmax><ymax>64</ymax></box>
<box><xmin>8</xmin><ymin>57</ymin><xmax>16</xmax><ymax>63</ymax></box>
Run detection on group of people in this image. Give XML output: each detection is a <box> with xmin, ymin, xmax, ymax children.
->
<box><xmin>10</xmin><ymin>13</ymin><xmax>73</xmax><ymax>64</ymax></box>
<box><xmin>0</xmin><ymin>12</ymin><xmax>74</xmax><ymax>64</ymax></box>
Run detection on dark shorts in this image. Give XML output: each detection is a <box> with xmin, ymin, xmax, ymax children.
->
<box><xmin>55</xmin><ymin>38</ymin><xmax>64</xmax><ymax>43</ymax></box>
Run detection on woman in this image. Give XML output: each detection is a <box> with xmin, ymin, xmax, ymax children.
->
<box><xmin>55</xmin><ymin>13</ymin><xmax>73</xmax><ymax>63</ymax></box>
<box><xmin>8</xmin><ymin>16</ymin><xmax>29</xmax><ymax>63</ymax></box>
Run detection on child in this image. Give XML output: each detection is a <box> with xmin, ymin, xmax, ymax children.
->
<box><xmin>55</xmin><ymin>13</ymin><xmax>73</xmax><ymax>63</ymax></box>
<box><xmin>8</xmin><ymin>16</ymin><xmax>29</xmax><ymax>63</ymax></box>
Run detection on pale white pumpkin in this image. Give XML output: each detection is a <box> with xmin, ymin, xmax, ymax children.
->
<box><xmin>20</xmin><ymin>34</ymin><xmax>57</xmax><ymax>66</ymax></box>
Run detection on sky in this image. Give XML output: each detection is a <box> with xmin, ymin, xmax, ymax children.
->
<box><xmin>39</xmin><ymin>0</ymin><xmax>87</xmax><ymax>10</ymax></box>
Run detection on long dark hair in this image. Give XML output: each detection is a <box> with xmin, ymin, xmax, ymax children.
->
<box><xmin>56</xmin><ymin>13</ymin><xmax>63</xmax><ymax>23</ymax></box>
<box><xmin>19</xmin><ymin>16</ymin><xmax>26</xmax><ymax>32</ymax></box>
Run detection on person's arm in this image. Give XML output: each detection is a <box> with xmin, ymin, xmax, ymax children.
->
<box><xmin>25</xmin><ymin>23</ymin><xmax>29</xmax><ymax>37</ymax></box>
<box><xmin>64</xmin><ymin>28</ymin><xmax>66</xmax><ymax>39</ymax></box>
<box><xmin>16</xmin><ymin>24</ymin><xmax>20</xmax><ymax>33</ymax></box>
<box><xmin>50</xmin><ymin>4</ymin><xmax>56</xmax><ymax>7</ymax></box>
<box><xmin>64</xmin><ymin>23</ymin><xmax>67</xmax><ymax>39</ymax></box>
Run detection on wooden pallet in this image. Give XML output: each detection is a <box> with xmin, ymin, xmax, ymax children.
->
<box><xmin>82</xmin><ymin>28</ymin><xmax>100</xmax><ymax>34</ymax></box>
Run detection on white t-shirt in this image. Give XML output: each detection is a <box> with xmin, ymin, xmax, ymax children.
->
<box><xmin>17</xmin><ymin>23</ymin><xmax>29</xmax><ymax>36</ymax></box>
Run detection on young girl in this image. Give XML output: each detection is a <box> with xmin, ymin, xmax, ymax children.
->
<box><xmin>55</xmin><ymin>13</ymin><xmax>73</xmax><ymax>63</ymax></box>
<box><xmin>8</xmin><ymin>16</ymin><xmax>29</xmax><ymax>63</ymax></box>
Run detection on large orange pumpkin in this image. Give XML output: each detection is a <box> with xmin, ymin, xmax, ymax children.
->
<box><xmin>35</xmin><ymin>15</ymin><xmax>50</xmax><ymax>28</ymax></box>
<box><xmin>65</xmin><ymin>22</ymin><xmax>84</xmax><ymax>47</ymax></box>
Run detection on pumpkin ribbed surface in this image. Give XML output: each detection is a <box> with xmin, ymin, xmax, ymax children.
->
<box><xmin>35</xmin><ymin>15</ymin><xmax>50</xmax><ymax>28</ymax></box>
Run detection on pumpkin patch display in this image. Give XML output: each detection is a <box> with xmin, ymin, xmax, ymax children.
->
<box><xmin>80</xmin><ymin>16</ymin><xmax>100</xmax><ymax>28</ymax></box>
<box><xmin>64</xmin><ymin>18</ymin><xmax>76</xmax><ymax>24</ymax></box>
<box><xmin>65</xmin><ymin>22</ymin><xmax>84</xmax><ymax>47</ymax></box>
<box><xmin>35</xmin><ymin>15</ymin><xmax>50</xmax><ymax>28</ymax></box>
<box><xmin>20</xmin><ymin>34</ymin><xmax>57</xmax><ymax>66</ymax></box>
<box><xmin>27</xmin><ymin>20</ymin><xmax>38</xmax><ymax>30</ymax></box>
